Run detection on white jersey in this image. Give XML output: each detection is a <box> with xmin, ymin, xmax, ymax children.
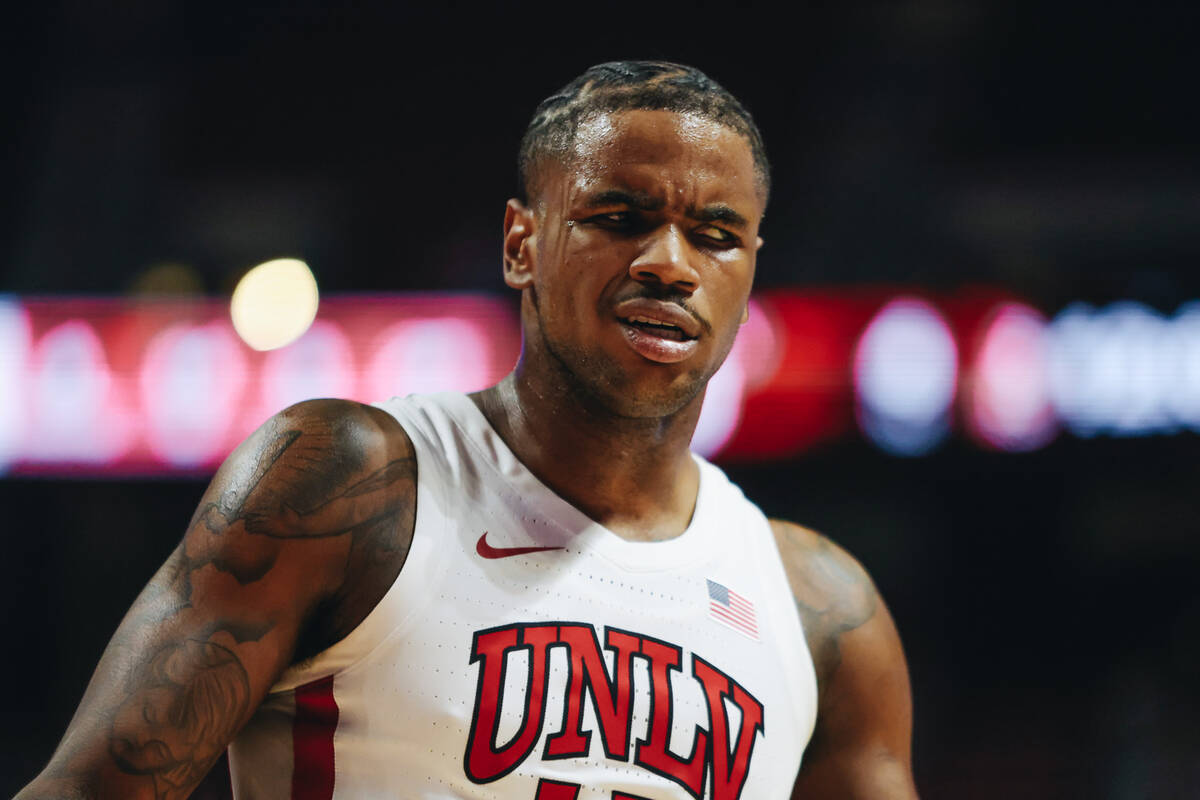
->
<box><xmin>229</xmin><ymin>392</ymin><xmax>817</xmax><ymax>799</ymax></box>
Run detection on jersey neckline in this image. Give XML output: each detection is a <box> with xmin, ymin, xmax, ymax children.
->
<box><xmin>431</xmin><ymin>391</ymin><xmax>726</xmax><ymax>572</ymax></box>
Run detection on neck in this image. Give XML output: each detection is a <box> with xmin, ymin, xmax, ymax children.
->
<box><xmin>471</xmin><ymin>367</ymin><xmax>703</xmax><ymax>543</ymax></box>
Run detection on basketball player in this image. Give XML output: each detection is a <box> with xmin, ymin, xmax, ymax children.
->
<box><xmin>18</xmin><ymin>62</ymin><xmax>916</xmax><ymax>799</ymax></box>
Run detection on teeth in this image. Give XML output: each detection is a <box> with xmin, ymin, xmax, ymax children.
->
<box><xmin>625</xmin><ymin>315</ymin><xmax>678</xmax><ymax>329</ymax></box>
<box><xmin>620</xmin><ymin>315</ymin><xmax>689</xmax><ymax>342</ymax></box>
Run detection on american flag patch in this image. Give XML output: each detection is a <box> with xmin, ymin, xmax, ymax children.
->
<box><xmin>706</xmin><ymin>579</ymin><xmax>759</xmax><ymax>640</ymax></box>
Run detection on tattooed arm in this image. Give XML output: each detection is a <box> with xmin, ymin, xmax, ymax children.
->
<box><xmin>771</xmin><ymin>520</ymin><xmax>919</xmax><ymax>800</ymax></box>
<box><xmin>16</xmin><ymin>399</ymin><xmax>417</xmax><ymax>800</ymax></box>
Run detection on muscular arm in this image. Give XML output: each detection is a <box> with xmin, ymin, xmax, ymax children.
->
<box><xmin>771</xmin><ymin>520</ymin><xmax>918</xmax><ymax>800</ymax></box>
<box><xmin>17</xmin><ymin>399</ymin><xmax>417</xmax><ymax>800</ymax></box>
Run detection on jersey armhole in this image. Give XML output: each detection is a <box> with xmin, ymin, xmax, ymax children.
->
<box><xmin>264</xmin><ymin>399</ymin><xmax>452</xmax><ymax>694</ymax></box>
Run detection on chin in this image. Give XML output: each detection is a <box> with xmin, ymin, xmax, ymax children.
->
<box><xmin>538</xmin><ymin>323</ymin><xmax>717</xmax><ymax>419</ymax></box>
<box><xmin>572</xmin><ymin>359</ymin><xmax>711</xmax><ymax>420</ymax></box>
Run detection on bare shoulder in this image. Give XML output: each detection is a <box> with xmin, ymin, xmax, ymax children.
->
<box><xmin>224</xmin><ymin>397</ymin><xmax>414</xmax><ymax>505</ymax></box>
<box><xmin>768</xmin><ymin>519</ymin><xmax>878</xmax><ymax>687</ymax></box>
<box><xmin>16</xmin><ymin>399</ymin><xmax>420</xmax><ymax>799</ymax></box>
<box><xmin>203</xmin><ymin>397</ymin><xmax>419</xmax><ymax>655</ymax></box>
<box><xmin>770</xmin><ymin>520</ymin><xmax>918</xmax><ymax>799</ymax></box>
<box><xmin>768</xmin><ymin>519</ymin><xmax>876</xmax><ymax>609</ymax></box>
<box><xmin>163</xmin><ymin>395</ymin><xmax>421</xmax><ymax>669</ymax></box>
<box><xmin>207</xmin><ymin>397</ymin><xmax>415</xmax><ymax>534</ymax></box>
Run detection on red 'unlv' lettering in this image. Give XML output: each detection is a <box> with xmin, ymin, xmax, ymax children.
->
<box><xmin>692</xmin><ymin>654</ymin><xmax>764</xmax><ymax>800</ymax></box>
<box><xmin>463</xmin><ymin>622</ymin><xmax>765</xmax><ymax>798</ymax></box>
<box><xmin>463</xmin><ymin>623</ymin><xmax>558</xmax><ymax>782</ymax></box>
<box><xmin>632</xmin><ymin>636</ymin><xmax>707</xmax><ymax>797</ymax></box>
<box><xmin>544</xmin><ymin>625</ymin><xmax>639</xmax><ymax>761</ymax></box>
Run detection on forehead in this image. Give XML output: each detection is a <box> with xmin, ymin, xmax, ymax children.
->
<box><xmin>561</xmin><ymin>110</ymin><xmax>762</xmax><ymax>211</ymax></box>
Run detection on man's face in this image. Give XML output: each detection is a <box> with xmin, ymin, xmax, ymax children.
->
<box><xmin>507</xmin><ymin>109</ymin><xmax>764</xmax><ymax>419</ymax></box>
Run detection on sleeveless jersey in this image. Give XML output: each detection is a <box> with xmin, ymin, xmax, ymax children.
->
<box><xmin>228</xmin><ymin>392</ymin><xmax>818</xmax><ymax>799</ymax></box>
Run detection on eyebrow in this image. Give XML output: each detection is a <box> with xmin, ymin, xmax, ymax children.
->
<box><xmin>582</xmin><ymin>189</ymin><xmax>750</xmax><ymax>229</ymax></box>
<box><xmin>690</xmin><ymin>204</ymin><xmax>750</xmax><ymax>229</ymax></box>
<box><xmin>583</xmin><ymin>189</ymin><xmax>665</xmax><ymax>212</ymax></box>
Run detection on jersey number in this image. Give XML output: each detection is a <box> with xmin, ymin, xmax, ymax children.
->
<box><xmin>535</xmin><ymin>780</ymin><xmax>649</xmax><ymax>800</ymax></box>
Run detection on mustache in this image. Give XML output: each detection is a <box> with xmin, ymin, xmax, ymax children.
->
<box><xmin>609</xmin><ymin>286</ymin><xmax>713</xmax><ymax>337</ymax></box>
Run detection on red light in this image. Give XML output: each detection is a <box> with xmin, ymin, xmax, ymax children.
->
<box><xmin>365</xmin><ymin>317</ymin><xmax>497</xmax><ymax>400</ymax></box>
<box><xmin>27</xmin><ymin>320</ymin><xmax>132</xmax><ymax>464</ymax></box>
<box><xmin>721</xmin><ymin>292</ymin><xmax>876</xmax><ymax>461</ymax></box>
<box><xmin>257</xmin><ymin>320</ymin><xmax>357</xmax><ymax>424</ymax></box>
<box><xmin>966</xmin><ymin>303</ymin><xmax>1057</xmax><ymax>451</ymax></box>
<box><xmin>140</xmin><ymin>322</ymin><xmax>249</xmax><ymax>467</ymax></box>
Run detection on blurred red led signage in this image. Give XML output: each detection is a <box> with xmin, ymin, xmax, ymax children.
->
<box><xmin>2</xmin><ymin>295</ymin><xmax>519</xmax><ymax>475</ymax></box>
<box><xmin>4</xmin><ymin>290</ymin><xmax>1198</xmax><ymax>476</ymax></box>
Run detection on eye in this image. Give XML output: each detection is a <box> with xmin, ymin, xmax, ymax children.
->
<box><xmin>588</xmin><ymin>211</ymin><xmax>633</xmax><ymax>226</ymax></box>
<box><xmin>695</xmin><ymin>224</ymin><xmax>737</xmax><ymax>245</ymax></box>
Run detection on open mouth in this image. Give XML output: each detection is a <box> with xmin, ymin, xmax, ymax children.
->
<box><xmin>619</xmin><ymin>315</ymin><xmax>695</xmax><ymax>342</ymax></box>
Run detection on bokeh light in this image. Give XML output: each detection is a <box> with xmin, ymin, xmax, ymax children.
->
<box><xmin>1165</xmin><ymin>302</ymin><xmax>1200</xmax><ymax>430</ymax></box>
<box><xmin>854</xmin><ymin>297</ymin><xmax>959</xmax><ymax>456</ymax></box>
<box><xmin>692</xmin><ymin>347</ymin><xmax>746</xmax><ymax>458</ymax></box>
<box><xmin>27</xmin><ymin>320</ymin><xmax>127</xmax><ymax>464</ymax></box>
<box><xmin>0</xmin><ymin>299</ymin><xmax>31</xmax><ymax>472</ymax></box>
<box><xmin>365</xmin><ymin>317</ymin><xmax>495</xmax><ymax>400</ymax></box>
<box><xmin>230</xmin><ymin>258</ymin><xmax>320</xmax><ymax>351</ymax></box>
<box><xmin>140</xmin><ymin>322</ymin><xmax>249</xmax><ymax>467</ymax></box>
<box><xmin>1048</xmin><ymin>302</ymin><xmax>1177</xmax><ymax>437</ymax></box>
<box><xmin>967</xmin><ymin>303</ymin><xmax>1057</xmax><ymax>452</ymax></box>
<box><xmin>258</xmin><ymin>320</ymin><xmax>357</xmax><ymax>417</ymax></box>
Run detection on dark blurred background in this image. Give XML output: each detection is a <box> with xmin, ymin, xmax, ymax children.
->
<box><xmin>4</xmin><ymin>1</ymin><xmax>1200</xmax><ymax>797</ymax></box>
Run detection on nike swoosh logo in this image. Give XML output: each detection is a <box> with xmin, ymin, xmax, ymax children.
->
<box><xmin>476</xmin><ymin>532</ymin><xmax>566</xmax><ymax>559</ymax></box>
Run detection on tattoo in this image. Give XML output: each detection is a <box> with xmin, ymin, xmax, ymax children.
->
<box><xmin>188</xmin><ymin>428</ymin><xmax>412</xmax><ymax>542</ymax></box>
<box><xmin>108</xmin><ymin>639</ymin><xmax>250</xmax><ymax>797</ymax></box>
<box><xmin>778</xmin><ymin>526</ymin><xmax>878</xmax><ymax>693</ymax></box>
<box><xmin>185</xmin><ymin>428</ymin><xmax>299</xmax><ymax>534</ymax></box>
<box><xmin>90</xmin><ymin>406</ymin><xmax>417</xmax><ymax>796</ymax></box>
<box><xmin>241</xmin><ymin>457</ymin><xmax>414</xmax><ymax>539</ymax></box>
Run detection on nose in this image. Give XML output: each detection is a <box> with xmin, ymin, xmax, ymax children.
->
<box><xmin>628</xmin><ymin>225</ymin><xmax>700</xmax><ymax>292</ymax></box>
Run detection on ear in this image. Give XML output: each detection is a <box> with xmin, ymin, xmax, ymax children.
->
<box><xmin>503</xmin><ymin>198</ymin><xmax>536</xmax><ymax>290</ymax></box>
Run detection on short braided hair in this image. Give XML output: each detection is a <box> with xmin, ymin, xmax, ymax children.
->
<box><xmin>519</xmin><ymin>60</ymin><xmax>770</xmax><ymax>205</ymax></box>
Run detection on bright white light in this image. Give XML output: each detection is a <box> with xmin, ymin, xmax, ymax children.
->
<box><xmin>1164</xmin><ymin>302</ymin><xmax>1200</xmax><ymax>430</ymax></box>
<box><xmin>1046</xmin><ymin>303</ymin><xmax>1099</xmax><ymax>436</ymax></box>
<box><xmin>1105</xmin><ymin>303</ymin><xmax>1174</xmax><ymax>434</ymax></box>
<box><xmin>1047</xmin><ymin>302</ymin><xmax>1175</xmax><ymax>436</ymax></box>
<box><xmin>692</xmin><ymin>347</ymin><xmax>746</xmax><ymax>458</ymax></box>
<box><xmin>0</xmin><ymin>299</ymin><xmax>31</xmax><ymax>471</ymax></box>
<box><xmin>691</xmin><ymin>301</ymin><xmax>775</xmax><ymax>457</ymax></box>
<box><xmin>27</xmin><ymin>320</ymin><xmax>128</xmax><ymax>463</ymax></box>
<box><xmin>854</xmin><ymin>297</ymin><xmax>959</xmax><ymax>456</ymax></box>
<box><xmin>258</xmin><ymin>320</ymin><xmax>356</xmax><ymax>415</ymax></box>
<box><xmin>968</xmin><ymin>303</ymin><xmax>1057</xmax><ymax>451</ymax></box>
<box><xmin>736</xmin><ymin>298</ymin><xmax>782</xmax><ymax>390</ymax></box>
<box><xmin>366</xmin><ymin>318</ymin><xmax>494</xmax><ymax>400</ymax></box>
<box><xmin>141</xmin><ymin>323</ymin><xmax>249</xmax><ymax>467</ymax></box>
<box><xmin>230</xmin><ymin>258</ymin><xmax>319</xmax><ymax>351</ymax></box>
